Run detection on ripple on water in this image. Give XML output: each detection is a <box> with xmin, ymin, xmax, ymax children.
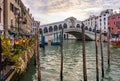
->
<box><xmin>20</xmin><ymin>41</ymin><xmax>120</xmax><ymax>81</ymax></box>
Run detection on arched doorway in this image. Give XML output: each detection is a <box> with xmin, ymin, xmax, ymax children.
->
<box><xmin>85</xmin><ymin>26</ymin><xmax>88</xmax><ymax>30</ymax></box>
<box><xmin>63</xmin><ymin>23</ymin><xmax>67</xmax><ymax>29</ymax></box>
<box><xmin>76</xmin><ymin>24</ymin><xmax>80</xmax><ymax>28</ymax></box>
<box><xmin>89</xmin><ymin>27</ymin><xmax>92</xmax><ymax>31</ymax></box>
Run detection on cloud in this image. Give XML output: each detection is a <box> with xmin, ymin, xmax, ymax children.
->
<box><xmin>22</xmin><ymin>0</ymin><xmax>120</xmax><ymax>24</ymax></box>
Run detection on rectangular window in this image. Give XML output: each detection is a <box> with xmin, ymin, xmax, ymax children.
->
<box><xmin>116</xmin><ymin>21</ymin><xmax>120</xmax><ymax>27</ymax></box>
<box><xmin>104</xmin><ymin>22</ymin><xmax>106</xmax><ymax>25</ymax></box>
<box><xmin>10</xmin><ymin>3</ymin><xmax>14</xmax><ymax>12</ymax></box>
<box><xmin>114</xmin><ymin>22</ymin><xmax>116</xmax><ymax>25</ymax></box>
<box><xmin>104</xmin><ymin>27</ymin><xmax>106</xmax><ymax>29</ymax></box>
<box><xmin>118</xmin><ymin>16</ymin><xmax>120</xmax><ymax>19</ymax></box>
<box><xmin>100</xmin><ymin>23</ymin><xmax>101</xmax><ymax>26</ymax></box>
<box><xmin>10</xmin><ymin>3</ymin><xmax>16</xmax><ymax>13</ymax></box>
<box><xmin>104</xmin><ymin>18</ymin><xmax>106</xmax><ymax>21</ymax></box>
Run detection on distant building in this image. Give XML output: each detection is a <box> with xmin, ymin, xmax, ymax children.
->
<box><xmin>0</xmin><ymin>0</ymin><xmax>3</xmax><ymax>31</ymax></box>
<box><xmin>32</xmin><ymin>19</ymin><xmax>39</xmax><ymax>35</ymax></box>
<box><xmin>97</xmin><ymin>9</ymin><xmax>113</xmax><ymax>33</ymax></box>
<box><xmin>108</xmin><ymin>13</ymin><xmax>120</xmax><ymax>35</ymax></box>
<box><xmin>83</xmin><ymin>9</ymin><xmax>113</xmax><ymax>34</ymax></box>
<box><xmin>83</xmin><ymin>15</ymin><xmax>97</xmax><ymax>32</ymax></box>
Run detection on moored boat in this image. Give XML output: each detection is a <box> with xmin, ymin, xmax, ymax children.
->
<box><xmin>111</xmin><ymin>41</ymin><xmax>120</xmax><ymax>48</ymax></box>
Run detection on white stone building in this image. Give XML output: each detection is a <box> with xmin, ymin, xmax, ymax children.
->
<box><xmin>97</xmin><ymin>9</ymin><xmax>113</xmax><ymax>33</ymax></box>
<box><xmin>83</xmin><ymin>9</ymin><xmax>113</xmax><ymax>34</ymax></box>
<box><xmin>83</xmin><ymin>15</ymin><xmax>97</xmax><ymax>32</ymax></box>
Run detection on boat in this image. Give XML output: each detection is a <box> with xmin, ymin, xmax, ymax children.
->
<box><xmin>111</xmin><ymin>41</ymin><xmax>120</xmax><ymax>48</ymax></box>
<box><xmin>51</xmin><ymin>41</ymin><xmax>61</xmax><ymax>46</ymax></box>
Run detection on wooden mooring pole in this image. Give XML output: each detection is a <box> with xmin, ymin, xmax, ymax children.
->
<box><xmin>107</xmin><ymin>28</ymin><xmax>111</xmax><ymax>68</ymax></box>
<box><xmin>82</xmin><ymin>23</ymin><xmax>87</xmax><ymax>81</ymax></box>
<box><xmin>36</xmin><ymin>22</ymin><xmax>41</xmax><ymax>81</ymax></box>
<box><xmin>95</xmin><ymin>22</ymin><xmax>99</xmax><ymax>81</ymax></box>
<box><xmin>60</xmin><ymin>27</ymin><xmax>64</xmax><ymax>81</ymax></box>
<box><xmin>100</xmin><ymin>27</ymin><xmax>104</xmax><ymax>78</ymax></box>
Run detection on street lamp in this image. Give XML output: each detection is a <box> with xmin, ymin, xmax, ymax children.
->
<box><xmin>15</xmin><ymin>9</ymin><xmax>22</xmax><ymax>37</ymax></box>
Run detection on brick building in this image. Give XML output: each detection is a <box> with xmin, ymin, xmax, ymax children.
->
<box><xmin>3</xmin><ymin>0</ymin><xmax>33</xmax><ymax>35</ymax></box>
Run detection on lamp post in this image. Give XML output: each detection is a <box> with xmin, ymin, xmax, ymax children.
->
<box><xmin>15</xmin><ymin>9</ymin><xmax>22</xmax><ymax>37</ymax></box>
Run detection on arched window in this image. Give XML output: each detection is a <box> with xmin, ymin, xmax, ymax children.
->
<box><xmin>76</xmin><ymin>24</ymin><xmax>80</xmax><ymax>28</ymax></box>
<box><xmin>89</xmin><ymin>27</ymin><xmax>92</xmax><ymax>31</ymax></box>
<box><xmin>59</xmin><ymin>24</ymin><xmax>62</xmax><ymax>30</ymax></box>
<box><xmin>54</xmin><ymin>25</ymin><xmax>58</xmax><ymax>31</ymax></box>
<box><xmin>93</xmin><ymin>29</ymin><xmax>95</xmax><ymax>32</ymax></box>
<box><xmin>49</xmin><ymin>26</ymin><xmax>53</xmax><ymax>32</ymax></box>
<box><xmin>97</xmin><ymin>30</ymin><xmax>100</xmax><ymax>33</ymax></box>
<box><xmin>44</xmin><ymin>27</ymin><xmax>48</xmax><ymax>33</ymax></box>
<box><xmin>63</xmin><ymin>23</ymin><xmax>67</xmax><ymax>29</ymax></box>
<box><xmin>85</xmin><ymin>26</ymin><xmax>88</xmax><ymax>30</ymax></box>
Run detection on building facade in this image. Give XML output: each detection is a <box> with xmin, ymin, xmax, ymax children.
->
<box><xmin>97</xmin><ymin>9</ymin><xmax>113</xmax><ymax>33</ymax></box>
<box><xmin>83</xmin><ymin>15</ymin><xmax>96</xmax><ymax>32</ymax></box>
<box><xmin>83</xmin><ymin>9</ymin><xmax>113</xmax><ymax>34</ymax></box>
<box><xmin>108</xmin><ymin>13</ymin><xmax>120</xmax><ymax>35</ymax></box>
<box><xmin>0</xmin><ymin>0</ymin><xmax>3</xmax><ymax>31</ymax></box>
<box><xmin>3</xmin><ymin>0</ymin><xmax>33</xmax><ymax>35</ymax></box>
<box><xmin>32</xmin><ymin>19</ymin><xmax>39</xmax><ymax>35</ymax></box>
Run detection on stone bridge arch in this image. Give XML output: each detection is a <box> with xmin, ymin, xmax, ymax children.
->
<box><xmin>63</xmin><ymin>28</ymin><xmax>95</xmax><ymax>41</ymax></box>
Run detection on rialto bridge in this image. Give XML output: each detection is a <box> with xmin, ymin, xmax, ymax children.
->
<box><xmin>40</xmin><ymin>17</ymin><xmax>99</xmax><ymax>42</ymax></box>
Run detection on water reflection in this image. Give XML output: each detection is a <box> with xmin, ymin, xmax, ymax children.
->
<box><xmin>20</xmin><ymin>40</ymin><xmax>120</xmax><ymax>81</ymax></box>
<box><xmin>41</xmin><ymin>48</ymin><xmax>46</xmax><ymax>57</ymax></box>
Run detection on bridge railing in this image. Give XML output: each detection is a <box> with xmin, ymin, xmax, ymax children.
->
<box><xmin>41</xmin><ymin>27</ymin><xmax>107</xmax><ymax>41</ymax></box>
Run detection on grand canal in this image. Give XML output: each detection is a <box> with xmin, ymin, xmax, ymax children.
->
<box><xmin>20</xmin><ymin>40</ymin><xmax>120</xmax><ymax>81</ymax></box>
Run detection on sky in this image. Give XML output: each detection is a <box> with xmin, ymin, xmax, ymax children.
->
<box><xmin>22</xmin><ymin>0</ymin><xmax>120</xmax><ymax>25</ymax></box>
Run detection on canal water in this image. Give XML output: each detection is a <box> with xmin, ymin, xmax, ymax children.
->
<box><xmin>20</xmin><ymin>40</ymin><xmax>120</xmax><ymax>81</ymax></box>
